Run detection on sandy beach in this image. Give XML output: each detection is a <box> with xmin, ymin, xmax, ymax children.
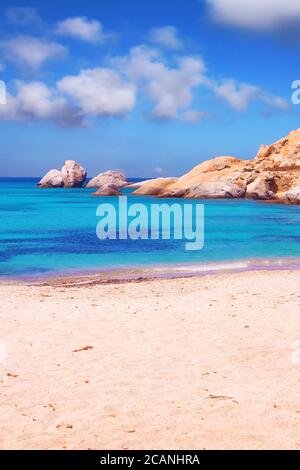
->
<box><xmin>1</xmin><ymin>269</ymin><xmax>300</xmax><ymax>450</ymax></box>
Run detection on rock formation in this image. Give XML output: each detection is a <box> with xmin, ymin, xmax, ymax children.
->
<box><xmin>37</xmin><ymin>129</ymin><xmax>300</xmax><ymax>203</ymax></box>
<box><xmin>132</xmin><ymin>178</ymin><xmax>178</xmax><ymax>196</ymax></box>
<box><xmin>185</xmin><ymin>178</ymin><xmax>246</xmax><ymax>199</ymax></box>
<box><xmin>286</xmin><ymin>186</ymin><xmax>300</xmax><ymax>204</ymax></box>
<box><xmin>245</xmin><ymin>174</ymin><xmax>276</xmax><ymax>200</ymax></box>
<box><xmin>37</xmin><ymin>169</ymin><xmax>63</xmax><ymax>188</ymax></box>
<box><xmin>61</xmin><ymin>160</ymin><xmax>87</xmax><ymax>188</ymax></box>
<box><xmin>133</xmin><ymin>129</ymin><xmax>300</xmax><ymax>203</ymax></box>
<box><xmin>92</xmin><ymin>183</ymin><xmax>123</xmax><ymax>197</ymax></box>
<box><xmin>86</xmin><ymin>170</ymin><xmax>127</xmax><ymax>189</ymax></box>
<box><xmin>38</xmin><ymin>160</ymin><xmax>87</xmax><ymax>188</ymax></box>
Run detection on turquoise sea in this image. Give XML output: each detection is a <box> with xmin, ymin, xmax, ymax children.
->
<box><xmin>1</xmin><ymin>177</ymin><xmax>300</xmax><ymax>278</ymax></box>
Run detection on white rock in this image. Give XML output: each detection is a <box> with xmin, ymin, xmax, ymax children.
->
<box><xmin>37</xmin><ymin>169</ymin><xmax>63</xmax><ymax>188</ymax></box>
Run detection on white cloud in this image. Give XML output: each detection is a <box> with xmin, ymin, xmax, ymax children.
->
<box><xmin>214</xmin><ymin>80</ymin><xmax>259</xmax><ymax>111</ymax></box>
<box><xmin>117</xmin><ymin>45</ymin><xmax>207</xmax><ymax>120</ymax></box>
<box><xmin>213</xmin><ymin>79</ymin><xmax>289</xmax><ymax>111</ymax></box>
<box><xmin>14</xmin><ymin>81</ymin><xmax>60</xmax><ymax>119</ymax></box>
<box><xmin>207</xmin><ymin>0</ymin><xmax>300</xmax><ymax>30</ymax></box>
<box><xmin>0</xmin><ymin>66</ymin><xmax>136</xmax><ymax>126</ymax></box>
<box><xmin>1</xmin><ymin>36</ymin><xmax>67</xmax><ymax>69</ymax></box>
<box><xmin>260</xmin><ymin>93</ymin><xmax>289</xmax><ymax>110</ymax></box>
<box><xmin>56</xmin><ymin>16</ymin><xmax>107</xmax><ymax>43</ymax></box>
<box><xmin>0</xmin><ymin>44</ymin><xmax>209</xmax><ymax>126</ymax></box>
<box><xmin>57</xmin><ymin>68</ymin><xmax>136</xmax><ymax>117</ymax></box>
<box><xmin>0</xmin><ymin>51</ymin><xmax>207</xmax><ymax>126</ymax></box>
<box><xmin>153</xmin><ymin>167</ymin><xmax>164</xmax><ymax>175</ymax></box>
<box><xmin>0</xmin><ymin>28</ymin><xmax>288</xmax><ymax>127</ymax></box>
<box><xmin>180</xmin><ymin>110</ymin><xmax>212</xmax><ymax>123</ymax></box>
<box><xmin>0</xmin><ymin>81</ymin><xmax>82</xmax><ymax>127</ymax></box>
<box><xmin>149</xmin><ymin>26</ymin><xmax>183</xmax><ymax>50</ymax></box>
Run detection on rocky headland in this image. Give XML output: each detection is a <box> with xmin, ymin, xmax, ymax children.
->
<box><xmin>130</xmin><ymin>128</ymin><xmax>300</xmax><ymax>204</ymax></box>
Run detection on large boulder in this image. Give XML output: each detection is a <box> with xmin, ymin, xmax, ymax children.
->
<box><xmin>160</xmin><ymin>188</ymin><xmax>188</xmax><ymax>198</ymax></box>
<box><xmin>245</xmin><ymin>174</ymin><xmax>276</xmax><ymax>200</ymax></box>
<box><xmin>86</xmin><ymin>170</ymin><xmax>127</xmax><ymax>189</ymax></box>
<box><xmin>185</xmin><ymin>178</ymin><xmax>246</xmax><ymax>199</ymax></box>
<box><xmin>133</xmin><ymin>178</ymin><xmax>178</xmax><ymax>196</ymax></box>
<box><xmin>38</xmin><ymin>160</ymin><xmax>87</xmax><ymax>188</ymax></box>
<box><xmin>286</xmin><ymin>186</ymin><xmax>300</xmax><ymax>204</ymax></box>
<box><xmin>37</xmin><ymin>169</ymin><xmax>63</xmax><ymax>188</ymax></box>
<box><xmin>61</xmin><ymin>160</ymin><xmax>87</xmax><ymax>188</ymax></box>
<box><xmin>92</xmin><ymin>184</ymin><xmax>122</xmax><ymax>197</ymax></box>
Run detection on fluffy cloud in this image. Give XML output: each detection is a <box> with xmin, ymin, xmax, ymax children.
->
<box><xmin>0</xmin><ymin>81</ymin><xmax>82</xmax><ymax>127</ymax></box>
<box><xmin>56</xmin><ymin>16</ymin><xmax>107</xmax><ymax>43</ymax></box>
<box><xmin>214</xmin><ymin>79</ymin><xmax>289</xmax><ymax>111</ymax></box>
<box><xmin>1</xmin><ymin>36</ymin><xmax>67</xmax><ymax>69</ymax></box>
<box><xmin>117</xmin><ymin>46</ymin><xmax>207</xmax><ymax>120</ymax></box>
<box><xmin>57</xmin><ymin>68</ymin><xmax>136</xmax><ymax>117</ymax></box>
<box><xmin>260</xmin><ymin>93</ymin><xmax>289</xmax><ymax>110</ymax></box>
<box><xmin>0</xmin><ymin>44</ymin><xmax>208</xmax><ymax>126</ymax></box>
<box><xmin>0</xmin><ymin>52</ymin><xmax>207</xmax><ymax>126</ymax></box>
<box><xmin>207</xmin><ymin>0</ymin><xmax>300</xmax><ymax>30</ymax></box>
<box><xmin>0</xmin><ymin>68</ymin><xmax>136</xmax><ymax>126</ymax></box>
<box><xmin>149</xmin><ymin>26</ymin><xmax>183</xmax><ymax>50</ymax></box>
<box><xmin>0</xmin><ymin>22</ymin><xmax>288</xmax><ymax>127</ymax></box>
<box><xmin>214</xmin><ymin>80</ymin><xmax>259</xmax><ymax>111</ymax></box>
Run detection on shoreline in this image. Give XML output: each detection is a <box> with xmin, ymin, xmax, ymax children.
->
<box><xmin>2</xmin><ymin>256</ymin><xmax>300</xmax><ymax>287</ymax></box>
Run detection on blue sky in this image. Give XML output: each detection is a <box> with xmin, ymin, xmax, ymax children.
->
<box><xmin>0</xmin><ymin>0</ymin><xmax>300</xmax><ymax>177</ymax></box>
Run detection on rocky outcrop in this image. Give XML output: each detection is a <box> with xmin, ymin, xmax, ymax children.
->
<box><xmin>255</xmin><ymin>133</ymin><xmax>300</xmax><ymax>171</ymax></box>
<box><xmin>92</xmin><ymin>184</ymin><xmax>122</xmax><ymax>197</ymax></box>
<box><xmin>133</xmin><ymin>129</ymin><xmax>300</xmax><ymax>203</ymax></box>
<box><xmin>127</xmin><ymin>179</ymin><xmax>154</xmax><ymax>189</ymax></box>
<box><xmin>245</xmin><ymin>174</ymin><xmax>276</xmax><ymax>200</ymax></box>
<box><xmin>132</xmin><ymin>157</ymin><xmax>245</xmax><ymax>198</ymax></box>
<box><xmin>37</xmin><ymin>169</ymin><xmax>63</xmax><ymax>188</ymax></box>
<box><xmin>133</xmin><ymin>178</ymin><xmax>178</xmax><ymax>196</ymax></box>
<box><xmin>286</xmin><ymin>186</ymin><xmax>300</xmax><ymax>204</ymax></box>
<box><xmin>37</xmin><ymin>128</ymin><xmax>300</xmax><ymax>202</ymax></box>
<box><xmin>185</xmin><ymin>178</ymin><xmax>246</xmax><ymax>199</ymax></box>
<box><xmin>86</xmin><ymin>170</ymin><xmax>127</xmax><ymax>189</ymax></box>
<box><xmin>61</xmin><ymin>160</ymin><xmax>87</xmax><ymax>188</ymax></box>
<box><xmin>38</xmin><ymin>160</ymin><xmax>87</xmax><ymax>188</ymax></box>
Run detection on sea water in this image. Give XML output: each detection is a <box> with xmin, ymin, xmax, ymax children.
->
<box><xmin>1</xmin><ymin>177</ymin><xmax>300</xmax><ymax>278</ymax></box>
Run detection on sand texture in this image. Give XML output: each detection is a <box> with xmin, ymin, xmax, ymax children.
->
<box><xmin>1</xmin><ymin>270</ymin><xmax>300</xmax><ymax>450</ymax></box>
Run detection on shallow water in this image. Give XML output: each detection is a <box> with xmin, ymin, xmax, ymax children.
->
<box><xmin>1</xmin><ymin>177</ymin><xmax>300</xmax><ymax>278</ymax></box>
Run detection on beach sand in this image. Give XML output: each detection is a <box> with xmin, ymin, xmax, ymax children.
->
<box><xmin>1</xmin><ymin>269</ymin><xmax>300</xmax><ymax>450</ymax></box>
